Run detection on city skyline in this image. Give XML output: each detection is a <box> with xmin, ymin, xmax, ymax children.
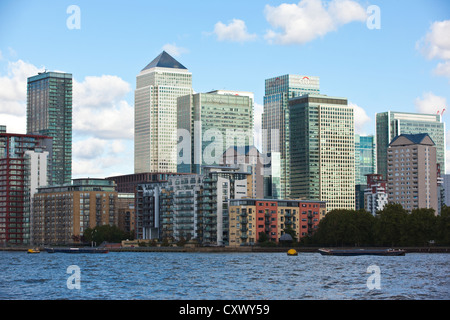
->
<box><xmin>0</xmin><ymin>0</ymin><xmax>449</xmax><ymax>179</ymax></box>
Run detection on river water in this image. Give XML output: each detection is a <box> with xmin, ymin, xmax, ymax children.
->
<box><xmin>0</xmin><ymin>251</ymin><xmax>448</xmax><ymax>300</ymax></box>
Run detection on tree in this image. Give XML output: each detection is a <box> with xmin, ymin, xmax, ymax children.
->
<box><xmin>258</xmin><ymin>231</ymin><xmax>269</xmax><ymax>243</ymax></box>
<box><xmin>311</xmin><ymin>209</ymin><xmax>375</xmax><ymax>246</ymax></box>
<box><xmin>282</xmin><ymin>226</ymin><xmax>297</xmax><ymax>242</ymax></box>
<box><xmin>436</xmin><ymin>206</ymin><xmax>450</xmax><ymax>245</ymax></box>
<box><xmin>374</xmin><ymin>203</ymin><xmax>408</xmax><ymax>246</ymax></box>
<box><xmin>404</xmin><ymin>208</ymin><xmax>437</xmax><ymax>246</ymax></box>
<box><xmin>83</xmin><ymin>225</ymin><xmax>130</xmax><ymax>244</ymax></box>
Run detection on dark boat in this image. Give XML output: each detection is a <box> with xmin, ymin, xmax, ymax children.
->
<box><xmin>45</xmin><ymin>247</ymin><xmax>109</xmax><ymax>254</ymax></box>
<box><xmin>318</xmin><ymin>248</ymin><xmax>406</xmax><ymax>256</ymax></box>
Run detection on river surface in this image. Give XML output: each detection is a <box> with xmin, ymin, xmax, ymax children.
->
<box><xmin>0</xmin><ymin>251</ymin><xmax>448</xmax><ymax>300</ymax></box>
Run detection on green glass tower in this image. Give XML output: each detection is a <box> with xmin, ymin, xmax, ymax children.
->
<box><xmin>177</xmin><ymin>90</ymin><xmax>254</xmax><ymax>173</ymax></box>
<box><xmin>27</xmin><ymin>71</ymin><xmax>72</xmax><ymax>186</ymax></box>
<box><xmin>355</xmin><ymin>134</ymin><xmax>376</xmax><ymax>185</ymax></box>
<box><xmin>289</xmin><ymin>94</ymin><xmax>355</xmax><ymax>211</ymax></box>
<box><xmin>262</xmin><ymin>74</ymin><xmax>320</xmax><ymax>199</ymax></box>
<box><xmin>376</xmin><ymin>111</ymin><xmax>445</xmax><ymax>181</ymax></box>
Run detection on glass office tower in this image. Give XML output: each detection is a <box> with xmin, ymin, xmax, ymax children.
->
<box><xmin>134</xmin><ymin>51</ymin><xmax>192</xmax><ymax>173</ymax></box>
<box><xmin>27</xmin><ymin>71</ymin><xmax>72</xmax><ymax>186</ymax></box>
<box><xmin>262</xmin><ymin>75</ymin><xmax>320</xmax><ymax>199</ymax></box>
<box><xmin>355</xmin><ymin>134</ymin><xmax>376</xmax><ymax>209</ymax></box>
<box><xmin>177</xmin><ymin>90</ymin><xmax>254</xmax><ymax>174</ymax></box>
<box><xmin>376</xmin><ymin>111</ymin><xmax>445</xmax><ymax>180</ymax></box>
<box><xmin>289</xmin><ymin>94</ymin><xmax>355</xmax><ymax>211</ymax></box>
<box><xmin>355</xmin><ymin>134</ymin><xmax>376</xmax><ymax>185</ymax></box>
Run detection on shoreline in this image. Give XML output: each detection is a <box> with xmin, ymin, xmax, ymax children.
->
<box><xmin>1</xmin><ymin>246</ymin><xmax>449</xmax><ymax>253</ymax></box>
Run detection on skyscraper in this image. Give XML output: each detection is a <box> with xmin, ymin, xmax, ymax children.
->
<box><xmin>289</xmin><ymin>94</ymin><xmax>355</xmax><ymax>211</ymax></box>
<box><xmin>376</xmin><ymin>111</ymin><xmax>445</xmax><ymax>181</ymax></box>
<box><xmin>0</xmin><ymin>132</ymin><xmax>52</xmax><ymax>245</ymax></box>
<box><xmin>134</xmin><ymin>51</ymin><xmax>193</xmax><ymax>173</ymax></box>
<box><xmin>387</xmin><ymin>133</ymin><xmax>438</xmax><ymax>213</ymax></box>
<box><xmin>177</xmin><ymin>90</ymin><xmax>254</xmax><ymax>173</ymax></box>
<box><xmin>27</xmin><ymin>71</ymin><xmax>72</xmax><ymax>186</ymax></box>
<box><xmin>355</xmin><ymin>134</ymin><xmax>376</xmax><ymax>210</ymax></box>
<box><xmin>262</xmin><ymin>74</ymin><xmax>320</xmax><ymax>199</ymax></box>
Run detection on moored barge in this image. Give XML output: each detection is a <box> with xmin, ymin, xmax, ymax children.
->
<box><xmin>318</xmin><ymin>248</ymin><xmax>406</xmax><ymax>256</ymax></box>
<box><xmin>45</xmin><ymin>247</ymin><xmax>109</xmax><ymax>254</ymax></box>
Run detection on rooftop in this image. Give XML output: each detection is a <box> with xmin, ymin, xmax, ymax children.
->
<box><xmin>389</xmin><ymin>133</ymin><xmax>435</xmax><ymax>146</ymax></box>
<box><xmin>141</xmin><ymin>51</ymin><xmax>187</xmax><ymax>71</ymax></box>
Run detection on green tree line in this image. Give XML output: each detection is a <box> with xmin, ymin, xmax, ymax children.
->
<box><xmin>83</xmin><ymin>225</ymin><xmax>134</xmax><ymax>244</ymax></box>
<box><xmin>305</xmin><ymin>204</ymin><xmax>450</xmax><ymax>247</ymax></box>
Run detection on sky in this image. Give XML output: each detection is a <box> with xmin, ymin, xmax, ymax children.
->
<box><xmin>0</xmin><ymin>0</ymin><xmax>449</xmax><ymax>179</ymax></box>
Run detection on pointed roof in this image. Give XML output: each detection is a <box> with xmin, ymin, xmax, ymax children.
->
<box><xmin>389</xmin><ymin>133</ymin><xmax>435</xmax><ymax>147</ymax></box>
<box><xmin>141</xmin><ymin>51</ymin><xmax>187</xmax><ymax>71</ymax></box>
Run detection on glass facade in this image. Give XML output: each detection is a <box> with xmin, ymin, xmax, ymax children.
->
<box><xmin>27</xmin><ymin>71</ymin><xmax>72</xmax><ymax>186</ymax></box>
<box><xmin>376</xmin><ymin>111</ymin><xmax>445</xmax><ymax>181</ymax></box>
<box><xmin>289</xmin><ymin>94</ymin><xmax>355</xmax><ymax>211</ymax></box>
<box><xmin>262</xmin><ymin>75</ymin><xmax>320</xmax><ymax>199</ymax></box>
<box><xmin>134</xmin><ymin>52</ymin><xmax>192</xmax><ymax>173</ymax></box>
<box><xmin>355</xmin><ymin>134</ymin><xmax>376</xmax><ymax>185</ymax></box>
<box><xmin>177</xmin><ymin>91</ymin><xmax>254</xmax><ymax>174</ymax></box>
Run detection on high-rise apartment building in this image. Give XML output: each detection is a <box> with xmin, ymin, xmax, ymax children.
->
<box><xmin>387</xmin><ymin>133</ymin><xmax>438</xmax><ymax>212</ymax></box>
<box><xmin>0</xmin><ymin>132</ymin><xmax>52</xmax><ymax>245</ymax></box>
<box><xmin>289</xmin><ymin>94</ymin><xmax>355</xmax><ymax>211</ymax></box>
<box><xmin>135</xmin><ymin>166</ymin><xmax>249</xmax><ymax>246</ymax></box>
<box><xmin>262</xmin><ymin>75</ymin><xmax>320</xmax><ymax>199</ymax></box>
<box><xmin>27</xmin><ymin>71</ymin><xmax>72</xmax><ymax>186</ymax></box>
<box><xmin>376</xmin><ymin>111</ymin><xmax>445</xmax><ymax>181</ymax></box>
<box><xmin>32</xmin><ymin>178</ymin><xmax>118</xmax><ymax>245</ymax></box>
<box><xmin>134</xmin><ymin>51</ymin><xmax>193</xmax><ymax>173</ymax></box>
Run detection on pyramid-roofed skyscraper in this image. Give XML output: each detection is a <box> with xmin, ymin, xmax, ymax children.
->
<box><xmin>141</xmin><ymin>51</ymin><xmax>187</xmax><ymax>71</ymax></box>
<box><xmin>134</xmin><ymin>51</ymin><xmax>192</xmax><ymax>173</ymax></box>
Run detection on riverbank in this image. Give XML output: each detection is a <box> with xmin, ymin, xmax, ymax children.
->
<box><xmin>1</xmin><ymin>246</ymin><xmax>449</xmax><ymax>253</ymax></box>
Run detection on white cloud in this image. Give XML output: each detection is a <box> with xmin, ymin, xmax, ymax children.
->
<box><xmin>73</xmin><ymin>137</ymin><xmax>106</xmax><ymax>159</ymax></box>
<box><xmin>73</xmin><ymin>75</ymin><xmax>130</xmax><ymax>110</ymax></box>
<box><xmin>414</xmin><ymin>92</ymin><xmax>448</xmax><ymax>114</ymax></box>
<box><xmin>162</xmin><ymin>43</ymin><xmax>189</xmax><ymax>57</ymax></box>
<box><xmin>264</xmin><ymin>0</ymin><xmax>367</xmax><ymax>45</ymax></box>
<box><xmin>0</xmin><ymin>56</ymin><xmax>134</xmax><ymax>178</ymax></box>
<box><xmin>72</xmin><ymin>137</ymin><xmax>132</xmax><ymax>178</ymax></box>
<box><xmin>417</xmin><ymin>20</ymin><xmax>450</xmax><ymax>61</ymax></box>
<box><xmin>417</xmin><ymin>20</ymin><xmax>450</xmax><ymax>80</ymax></box>
<box><xmin>434</xmin><ymin>61</ymin><xmax>450</xmax><ymax>78</ymax></box>
<box><xmin>73</xmin><ymin>75</ymin><xmax>134</xmax><ymax>140</ymax></box>
<box><xmin>350</xmin><ymin>102</ymin><xmax>371</xmax><ymax>135</ymax></box>
<box><xmin>213</xmin><ymin>19</ymin><xmax>257</xmax><ymax>42</ymax></box>
<box><xmin>0</xmin><ymin>59</ymin><xmax>41</xmax><ymax>118</ymax></box>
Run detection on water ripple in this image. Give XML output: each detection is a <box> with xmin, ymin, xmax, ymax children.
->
<box><xmin>0</xmin><ymin>251</ymin><xmax>449</xmax><ymax>300</ymax></box>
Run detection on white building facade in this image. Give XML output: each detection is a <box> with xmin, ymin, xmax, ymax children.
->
<box><xmin>134</xmin><ymin>51</ymin><xmax>192</xmax><ymax>173</ymax></box>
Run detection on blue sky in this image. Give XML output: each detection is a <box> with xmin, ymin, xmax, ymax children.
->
<box><xmin>1</xmin><ymin>0</ymin><xmax>449</xmax><ymax>178</ymax></box>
